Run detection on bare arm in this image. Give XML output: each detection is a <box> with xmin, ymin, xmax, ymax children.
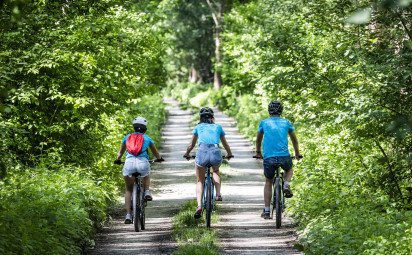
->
<box><xmin>255</xmin><ymin>132</ymin><xmax>263</xmax><ymax>157</ymax></box>
<box><xmin>220</xmin><ymin>136</ymin><xmax>233</xmax><ymax>159</ymax></box>
<box><xmin>289</xmin><ymin>131</ymin><xmax>301</xmax><ymax>160</ymax></box>
<box><xmin>116</xmin><ymin>143</ymin><xmax>126</xmax><ymax>161</ymax></box>
<box><xmin>184</xmin><ymin>135</ymin><xmax>198</xmax><ymax>157</ymax></box>
<box><xmin>149</xmin><ymin>143</ymin><xmax>162</xmax><ymax>160</ymax></box>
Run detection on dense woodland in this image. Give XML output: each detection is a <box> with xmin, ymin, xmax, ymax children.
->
<box><xmin>1</xmin><ymin>0</ymin><xmax>411</xmax><ymax>254</ymax></box>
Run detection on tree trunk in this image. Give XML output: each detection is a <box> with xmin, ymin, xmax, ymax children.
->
<box><xmin>206</xmin><ymin>0</ymin><xmax>223</xmax><ymax>90</ymax></box>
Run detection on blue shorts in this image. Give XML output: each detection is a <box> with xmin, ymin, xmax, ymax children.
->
<box><xmin>122</xmin><ymin>157</ymin><xmax>150</xmax><ymax>177</ymax></box>
<box><xmin>263</xmin><ymin>156</ymin><xmax>293</xmax><ymax>179</ymax></box>
<box><xmin>195</xmin><ymin>144</ymin><xmax>222</xmax><ymax>168</ymax></box>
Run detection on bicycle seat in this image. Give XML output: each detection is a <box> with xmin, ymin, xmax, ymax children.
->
<box><xmin>132</xmin><ymin>172</ymin><xmax>141</xmax><ymax>177</ymax></box>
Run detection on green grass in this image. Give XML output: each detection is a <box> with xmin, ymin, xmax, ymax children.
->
<box><xmin>172</xmin><ymin>200</ymin><xmax>220</xmax><ymax>255</ymax></box>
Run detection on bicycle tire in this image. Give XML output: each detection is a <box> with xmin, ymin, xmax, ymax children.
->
<box><xmin>205</xmin><ymin>179</ymin><xmax>212</xmax><ymax>228</ymax></box>
<box><xmin>133</xmin><ymin>183</ymin><xmax>142</xmax><ymax>232</ymax></box>
<box><xmin>141</xmin><ymin>192</ymin><xmax>146</xmax><ymax>230</ymax></box>
<box><xmin>274</xmin><ymin>177</ymin><xmax>282</xmax><ymax>229</ymax></box>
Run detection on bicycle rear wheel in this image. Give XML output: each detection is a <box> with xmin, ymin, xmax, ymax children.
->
<box><xmin>205</xmin><ymin>180</ymin><xmax>212</xmax><ymax>228</ymax></box>
<box><xmin>274</xmin><ymin>177</ymin><xmax>282</xmax><ymax>229</ymax></box>
<box><xmin>133</xmin><ymin>183</ymin><xmax>142</xmax><ymax>232</ymax></box>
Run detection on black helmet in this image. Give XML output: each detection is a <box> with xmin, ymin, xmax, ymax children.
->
<box><xmin>200</xmin><ymin>107</ymin><xmax>214</xmax><ymax>118</ymax></box>
<box><xmin>268</xmin><ymin>101</ymin><xmax>283</xmax><ymax>115</ymax></box>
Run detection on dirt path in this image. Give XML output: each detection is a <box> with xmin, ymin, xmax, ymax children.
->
<box><xmin>90</xmin><ymin>98</ymin><xmax>302</xmax><ymax>255</ymax></box>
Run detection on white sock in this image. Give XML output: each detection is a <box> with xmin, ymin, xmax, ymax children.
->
<box><xmin>264</xmin><ymin>207</ymin><xmax>270</xmax><ymax>212</ymax></box>
<box><xmin>284</xmin><ymin>181</ymin><xmax>289</xmax><ymax>187</ymax></box>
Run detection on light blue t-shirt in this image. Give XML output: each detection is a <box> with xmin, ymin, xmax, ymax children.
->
<box><xmin>258</xmin><ymin>117</ymin><xmax>295</xmax><ymax>158</ymax></box>
<box><xmin>122</xmin><ymin>132</ymin><xmax>154</xmax><ymax>159</ymax></box>
<box><xmin>193</xmin><ymin>123</ymin><xmax>225</xmax><ymax>145</ymax></box>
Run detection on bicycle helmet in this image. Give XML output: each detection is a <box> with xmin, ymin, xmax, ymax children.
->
<box><xmin>199</xmin><ymin>107</ymin><xmax>214</xmax><ymax>118</ymax></box>
<box><xmin>132</xmin><ymin>116</ymin><xmax>147</xmax><ymax>127</ymax></box>
<box><xmin>268</xmin><ymin>101</ymin><xmax>283</xmax><ymax>115</ymax></box>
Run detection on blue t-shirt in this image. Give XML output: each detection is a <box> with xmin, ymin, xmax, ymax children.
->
<box><xmin>258</xmin><ymin>117</ymin><xmax>295</xmax><ymax>158</ymax></box>
<box><xmin>193</xmin><ymin>123</ymin><xmax>225</xmax><ymax>145</ymax></box>
<box><xmin>122</xmin><ymin>132</ymin><xmax>154</xmax><ymax>159</ymax></box>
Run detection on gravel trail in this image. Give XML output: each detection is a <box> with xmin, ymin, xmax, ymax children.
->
<box><xmin>90</xmin><ymin>98</ymin><xmax>302</xmax><ymax>255</ymax></box>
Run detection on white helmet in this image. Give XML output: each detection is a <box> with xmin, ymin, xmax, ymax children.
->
<box><xmin>132</xmin><ymin>116</ymin><xmax>147</xmax><ymax>126</ymax></box>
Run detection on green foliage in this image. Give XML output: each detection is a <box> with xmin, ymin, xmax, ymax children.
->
<box><xmin>0</xmin><ymin>0</ymin><xmax>166</xmax><ymax>172</ymax></box>
<box><xmin>170</xmin><ymin>0</ymin><xmax>412</xmax><ymax>254</ymax></box>
<box><xmin>0</xmin><ymin>168</ymin><xmax>108</xmax><ymax>255</ymax></box>
<box><xmin>0</xmin><ymin>1</ymin><xmax>167</xmax><ymax>254</ymax></box>
<box><xmin>158</xmin><ymin>0</ymin><xmax>215</xmax><ymax>83</ymax></box>
<box><xmin>172</xmin><ymin>200</ymin><xmax>220</xmax><ymax>255</ymax></box>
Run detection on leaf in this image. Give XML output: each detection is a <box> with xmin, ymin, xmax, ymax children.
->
<box><xmin>345</xmin><ymin>8</ymin><xmax>372</xmax><ymax>24</ymax></box>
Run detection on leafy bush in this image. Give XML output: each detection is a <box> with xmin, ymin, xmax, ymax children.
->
<box><xmin>0</xmin><ymin>169</ymin><xmax>109</xmax><ymax>255</ymax></box>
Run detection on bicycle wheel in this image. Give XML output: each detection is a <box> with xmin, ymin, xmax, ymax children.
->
<box><xmin>133</xmin><ymin>183</ymin><xmax>142</xmax><ymax>232</ymax></box>
<box><xmin>140</xmin><ymin>191</ymin><xmax>146</xmax><ymax>230</ymax></box>
<box><xmin>205</xmin><ymin>179</ymin><xmax>212</xmax><ymax>228</ymax></box>
<box><xmin>274</xmin><ymin>177</ymin><xmax>282</xmax><ymax>229</ymax></box>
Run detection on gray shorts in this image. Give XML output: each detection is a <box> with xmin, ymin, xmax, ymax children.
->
<box><xmin>122</xmin><ymin>157</ymin><xmax>150</xmax><ymax>177</ymax></box>
<box><xmin>195</xmin><ymin>144</ymin><xmax>222</xmax><ymax>167</ymax></box>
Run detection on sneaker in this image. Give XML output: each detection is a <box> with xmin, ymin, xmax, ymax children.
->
<box><xmin>124</xmin><ymin>213</ymin><xmax>132</xmax><ymax>224</ymax></box>
<box><xmin>144</xmin><ymin>190</ymin><xmax>153</xmax><ymax>201</ymax></box>
<box><xmin>261</xmin><ymin>209</ymin><xmax>271</xmax><ymax>219</ymax></box>
<box><xmin>283</xmin><ymin>185</ymin><xmax>293</xmax><ymax>198</ymax></box>
<box><xmin>216</xmin><ymin>195</ymin><xmax>223</xmax><ymax>201</ymax></box>
<box><xmin>194</xmin><ymin>207</ymin><xmax>202</xmax><ymax>219</ymax></box>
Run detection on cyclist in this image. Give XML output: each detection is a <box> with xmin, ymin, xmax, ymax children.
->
<box><xmin>254</xmin><ymin>101</ymin><xmax>301</xmax><ymax>219</ymax></box>
<box><xmin>183</xmin><ymin>107</ymin><xmax>234</xmax><ymax>219</ymax></box>
<box><xmin>115</xmin><ymin>116</ymin><xmax>163</xmax><ymax>224</ymax></box>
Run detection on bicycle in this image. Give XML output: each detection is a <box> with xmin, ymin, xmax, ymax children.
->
<box><xmin>185</xmin><ymin>154</ymin><xmax>233</xmax><ymax>228</ymax></box>
<box><xmin>253</xmin><ymin>155</ymin><xmax>302</xmax><ymax>229</ymax></box>
<box><xmin>115</xmin><ymin>158</ymin><xmax>164</xmax><ymax>232</ymax></box>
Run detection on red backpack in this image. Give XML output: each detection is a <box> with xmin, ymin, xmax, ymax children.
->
<box><xmin>126</xmin><ymin>133</ymin><xmax>144</xmax><ymax>156</ymax></box>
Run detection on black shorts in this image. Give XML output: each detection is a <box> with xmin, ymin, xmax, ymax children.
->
<box><xmin>263</xmin><ymin>156</ymin><xmax>293</xmax><ymax>179</ymax></box>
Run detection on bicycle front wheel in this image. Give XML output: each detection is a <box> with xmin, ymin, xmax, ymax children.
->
<box><xmin>274</xmin><ymin>178</ymin><xmax>282</xmax><ymax>229</ymax></box>
<box><xmin>133</xmin><ymin>183</ymin><xmax>142</xmax><ymax>232</ymax></box>
<box><xmin>205</xmin><ymin>180</ymin><xmax>212</xmax><ymax>228</ymax></box>
<box><xmin>140</xmin><ymin>191</ymin><xmax>146</xmax><ymax>230</ymax></box>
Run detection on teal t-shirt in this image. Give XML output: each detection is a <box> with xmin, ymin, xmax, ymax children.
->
<box><xmin>122</xmin><ymin>132</ymin><xmax>154</xmax><ymax>159</ymax></box>
<box><xmin>258</xmin><ymin>117</ymin><xmax>295</xmax><ymax>158</ymax></box>
<box><xmin>193</xmin><ymin>123</ymin><xmax>225</xmax><ymax>145</ymax></box>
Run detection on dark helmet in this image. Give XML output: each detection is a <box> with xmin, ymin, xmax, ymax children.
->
<box><xmin>268</xmin><ymin>101</ymin><xmax>283</xmax><ymax>115</ymax></box>
<box><xmin>200</xmin><ymin>107</ymin><xmax>214</xmax><ymax>118</ymax></box>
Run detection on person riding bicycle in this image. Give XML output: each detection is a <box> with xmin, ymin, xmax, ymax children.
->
<box><xmin>115</xmin><ymin>116</ymin><xmax>163</xmax><ymax>224</ymax></box>
<box><xmin>183</xmin><ymin>107</ymin><xmax>234</xmax><ymax>219</ymax></box>
<box><xmin>254</xmin><ymin>101</ymin><xmax>301</xmax><ymax>219</ymax></box>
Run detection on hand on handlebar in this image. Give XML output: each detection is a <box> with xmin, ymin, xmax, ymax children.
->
<box><xmin>114</xmin><ymin>159</ymin><xmax>122</xmax><ymax>165</ymax></box>
<box><xmin>154</xmin><ymin>157</ymin><xmax>165</xmax><ymax>162</ymax></box>
<box><xmin>225</xmin><ymin>154</ymin><xmax>234</xmax><ymax>160</ymax></box>
<box><xmin>183</xmin><ymin>154</ymin><xmax>191</xmax><ymax>160</ymax></box>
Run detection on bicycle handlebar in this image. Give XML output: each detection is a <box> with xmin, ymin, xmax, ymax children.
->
<box><xmin>183</xmin><ymin>155</ymin><xmax>233</xmax><ymax>160</ymax></box>
<box><xmin>114</xmin><ymin>157</ymin><xmax>164</xmax><ymax>165</ymax></box>
<box><xmin>253</xmin><ymin>155</ymin><xmax>303</xmax><ymax>159</ymax></box>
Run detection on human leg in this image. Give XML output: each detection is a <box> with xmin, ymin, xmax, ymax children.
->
<box><xmin>194</xmin><ymin>164</ymin><xmax>205</xmax><ymax>218</ymax></box>
<box><xmin>124</xmin><ymin>176</ymin><xmax>134</xmax><ymax>223</ymax></box>
<box><xmin>280</xmin><ymin>157</ymin><xmax>294</xmax><ymax>198</ymax></box>
<box><xmin>212</xmin><ymin>165</ymin><xmax>222</xmax><ymax>199</ymax></box>
<box><xmin>143</xmin><ymin>175</ymin><xmax>152</xmax><ymax>201</ymax></box>
<box><xmin>195</xmin><ymin>165</ymin><xmax>206</xmax><ymax>207</ymax></box>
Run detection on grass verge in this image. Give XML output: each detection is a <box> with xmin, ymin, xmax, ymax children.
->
<box><xmin>172</xmin><ymin>200</ymin><xmax>220</xmax><ymax>255</ymax></box>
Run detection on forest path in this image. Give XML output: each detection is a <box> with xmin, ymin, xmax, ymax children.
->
<box><xmin>90</xmin><ymin>98</ymin><xmax>301</xmax><ymax>255</ymax></box>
